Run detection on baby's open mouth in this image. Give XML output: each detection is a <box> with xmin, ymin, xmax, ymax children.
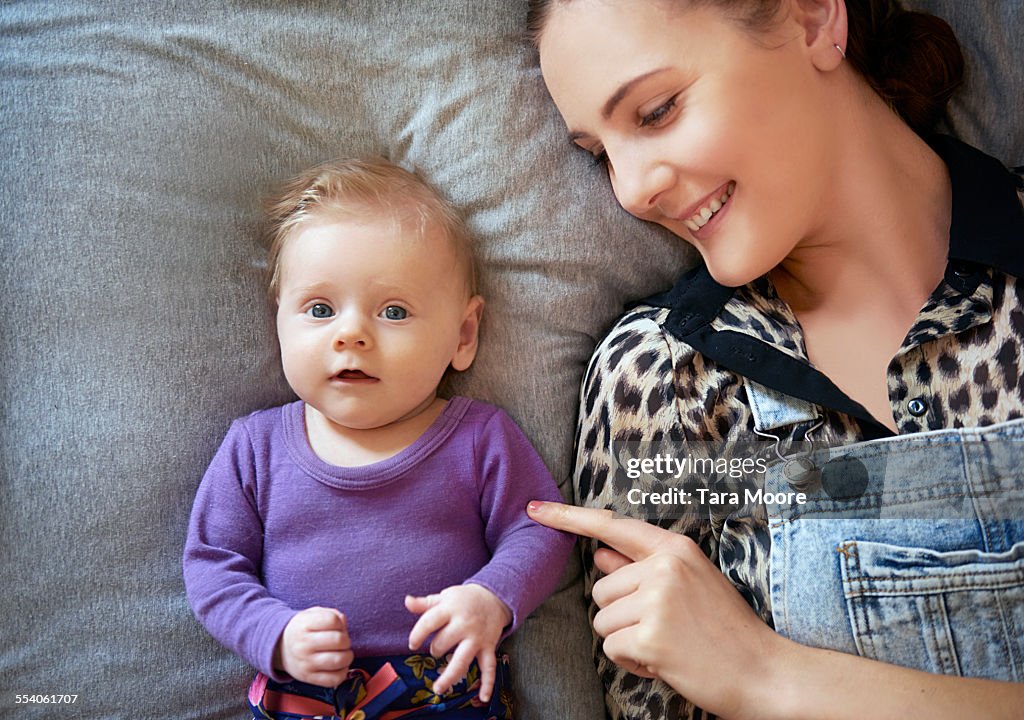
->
<box><xmin>335</xmin><ymin>369</ymin><xmax>377</xmax><ymax>381</ymax></box>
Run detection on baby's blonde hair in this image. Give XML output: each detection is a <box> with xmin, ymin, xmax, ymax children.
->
<box><xmin>265</xmin><ymin>158</ymin><xmax>477</xmax><ymax>300</ymax></box>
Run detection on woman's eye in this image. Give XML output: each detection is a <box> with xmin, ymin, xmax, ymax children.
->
<box><xmin>382</xmin><ymin>305</ymin><xmax>407</xmax><ymax>320</ymax></box>
<box><xmin>639</xmin><ymin>97</ymin><xmax>678</xmax><ymax>128</ymax></box>
<box><xmin>307</xmin><ymin>303</ymin><xmax>334</xmax><ymax>319</ymax></box>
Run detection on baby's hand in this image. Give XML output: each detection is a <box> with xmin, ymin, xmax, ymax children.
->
<box><xmin>405</xmin><ymin>585</ymin><xmax>512</xmax><ymax>703</ymax></box>
<box><xmin>275</xmin><ymin>606</ymin><xmax>353</xmax><ymax>687</ymax></box>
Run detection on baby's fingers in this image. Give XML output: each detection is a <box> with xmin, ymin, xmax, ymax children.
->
<box><xmin>404</xmin><ymin>593</ymin><xmax>440</xmax><ymax>616</ymax></box>
<box><xmin>407</xmin><ymin>597</ymin><xmax>449</xmax><ymax>651</ymax></box>
<box><xmin>303</xmin><ymin>649</ymin><xmax>354</xmax><ymax>687</ymax></box>
<box><xmin>476</xmin><ymin>649</ymin><xmax>497</xmax><ymax>703</ymax></box>
<box><xmin>432</xmin><ymin>641</ymin><xmax>475</xmax><ymax>697</ymax></box>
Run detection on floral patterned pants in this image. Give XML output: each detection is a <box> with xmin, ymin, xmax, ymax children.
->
<box><xmin>248</xmin><ymin>653</ymin><xmax>513</xmax><ymax>720</ymax></box>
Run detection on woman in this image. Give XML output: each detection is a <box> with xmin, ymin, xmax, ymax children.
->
<box><xmin>524</xmin><ymin>0</ymin><xmax>1024</xmax><ymax>717</ymax></box>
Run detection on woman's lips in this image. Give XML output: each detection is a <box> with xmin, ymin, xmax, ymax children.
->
<box><xmin>679</xmin><ymin>181</ymin><xmax>736</xmax><ymax>232</ymax></box>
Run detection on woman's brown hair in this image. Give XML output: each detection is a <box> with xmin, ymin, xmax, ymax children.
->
<box><xmin>527</xmin><ymin>0</ymin><xmax>963</xmax><ymax>136</ymax></box>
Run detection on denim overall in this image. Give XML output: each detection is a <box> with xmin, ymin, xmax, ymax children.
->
<box><xmin>744</xmin><ymin>378</ymin><xmax>1024</xmax><ymax>681</ymax></box>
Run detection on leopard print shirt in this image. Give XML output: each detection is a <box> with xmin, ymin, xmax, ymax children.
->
<box><xmin>573</xmin><ymin>182</ymin><xmax>1024</xmax><ymax>719</ymax></box>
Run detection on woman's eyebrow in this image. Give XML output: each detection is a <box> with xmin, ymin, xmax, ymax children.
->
<box><xmin>601</xmin><ymin>67</ymin><xmax>671</xmax><ymax>119</ymax></box>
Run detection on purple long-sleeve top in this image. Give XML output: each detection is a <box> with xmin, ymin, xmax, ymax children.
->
<box><xmin>183</xmin><ymin>397</ymin><xmax>574</xmax><ymax>679</ymax></box>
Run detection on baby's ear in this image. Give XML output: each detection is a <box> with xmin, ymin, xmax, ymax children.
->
<box><xmin>450</xmin><ymin>295</ymin><xmax>485</xmax><ymax>372</ymax></box>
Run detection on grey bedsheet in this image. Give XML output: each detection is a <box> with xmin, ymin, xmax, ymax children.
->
<box><xmin>1</xmin><ymin>1</ymin><xmax>1019</xmax><ymax>718</ymax></box>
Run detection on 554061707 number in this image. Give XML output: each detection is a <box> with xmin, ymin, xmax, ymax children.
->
<box><xmin>14</xmin><ymin>695</ymin><xmax>78</xmax><ymax>704</ymax></box>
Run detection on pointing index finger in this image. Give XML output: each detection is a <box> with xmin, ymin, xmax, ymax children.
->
<box><xmin>526</xmin><ymin>500</ymin><xmax>667</xmax><ymax>562</ymax></box>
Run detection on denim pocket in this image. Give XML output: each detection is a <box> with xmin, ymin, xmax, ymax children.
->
<box><xmin>840</xmin><ymin>539</ymin><xmax>1024</xmax><ymax>681</ymax></box>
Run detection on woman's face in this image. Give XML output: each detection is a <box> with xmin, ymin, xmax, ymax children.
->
<box><xmin>538</xmin><ymin>0</ymin><xmax>840</xmax><ymax>287</ymax></box>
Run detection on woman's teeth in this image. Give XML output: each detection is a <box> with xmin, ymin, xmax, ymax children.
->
<box><xmin>684</xmin><ymin>181</ymin><xmax>735</xmax><ymax>232</ymax></box>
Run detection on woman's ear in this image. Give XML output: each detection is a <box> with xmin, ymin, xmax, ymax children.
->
<box><xmin>789</xmin><ymin>0</ymin><xmax>848</xmax><ymax>71</ymax></box>
<box><xmin>450</xmin><ymin>295</ymin><xmax>485</xmax><ymax>372</ymax></box>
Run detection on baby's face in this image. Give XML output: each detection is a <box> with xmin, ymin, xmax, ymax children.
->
<box><xmin>275</xmin><ymin>215</ymin><xmax>479</xmax><ymax>431</ymax></box>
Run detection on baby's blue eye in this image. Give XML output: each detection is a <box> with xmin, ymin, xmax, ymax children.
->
<box><xmin>382</xmin><ymin>306</ymin><xmax>407</xmax><ymax>320</ymax></box>
<box><xmin>308</xmin><ymin>303</ymin><xmax>334</xmax><ymax>319</ymax></box>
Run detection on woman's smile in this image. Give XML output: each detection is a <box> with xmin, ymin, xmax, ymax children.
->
<box><xmin>675</xmin><ymin>180</ymin><xmax>735</xmax><ymax>235</ymax></box>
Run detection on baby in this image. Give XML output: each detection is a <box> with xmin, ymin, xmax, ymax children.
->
<box><xmin>183</xmin><ymin>158</ymin><xmax>574</xmax><ymax>719</ymax></box>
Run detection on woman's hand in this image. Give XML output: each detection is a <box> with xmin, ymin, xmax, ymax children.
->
<box><xmin>527</xmin><ymin>500</ymin><xmax>1024</xmax><ymax>720</ymax></box>
<box><xmin>526</xmin><ymin>500</ymin><xmax>783</xmax><ymax>719</ymax></box>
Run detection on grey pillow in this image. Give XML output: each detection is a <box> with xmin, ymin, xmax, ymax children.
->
<box><xmin>908</xmin><ymin>0</ymin><xmax>1024</xmax><ymax>166</ymax></box>
<box><xmin>1</xmin><ymin>2</ymin><xmax>680</xmax><ymax>717</ymax></box>
<box><xmin>1</xmin><ymin>1</ymin><xmax>1019</xmax><ymax>718</ymax></box>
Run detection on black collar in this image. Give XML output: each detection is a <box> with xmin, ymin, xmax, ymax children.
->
<box><xmin>643</xmin><ymin>136</ymin><xmax>1024</xmax><ymax>439</ymax></box>
<box><xmin>934</xmin><ymin>135</ymin><xmax>1024</xmax><ymax>280</ymax></box>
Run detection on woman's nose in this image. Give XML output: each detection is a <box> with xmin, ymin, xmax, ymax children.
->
<box><xmin>609</xmin><ymin>151</ymin><xmax>674</xmax><ymax>219</ymax></box>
